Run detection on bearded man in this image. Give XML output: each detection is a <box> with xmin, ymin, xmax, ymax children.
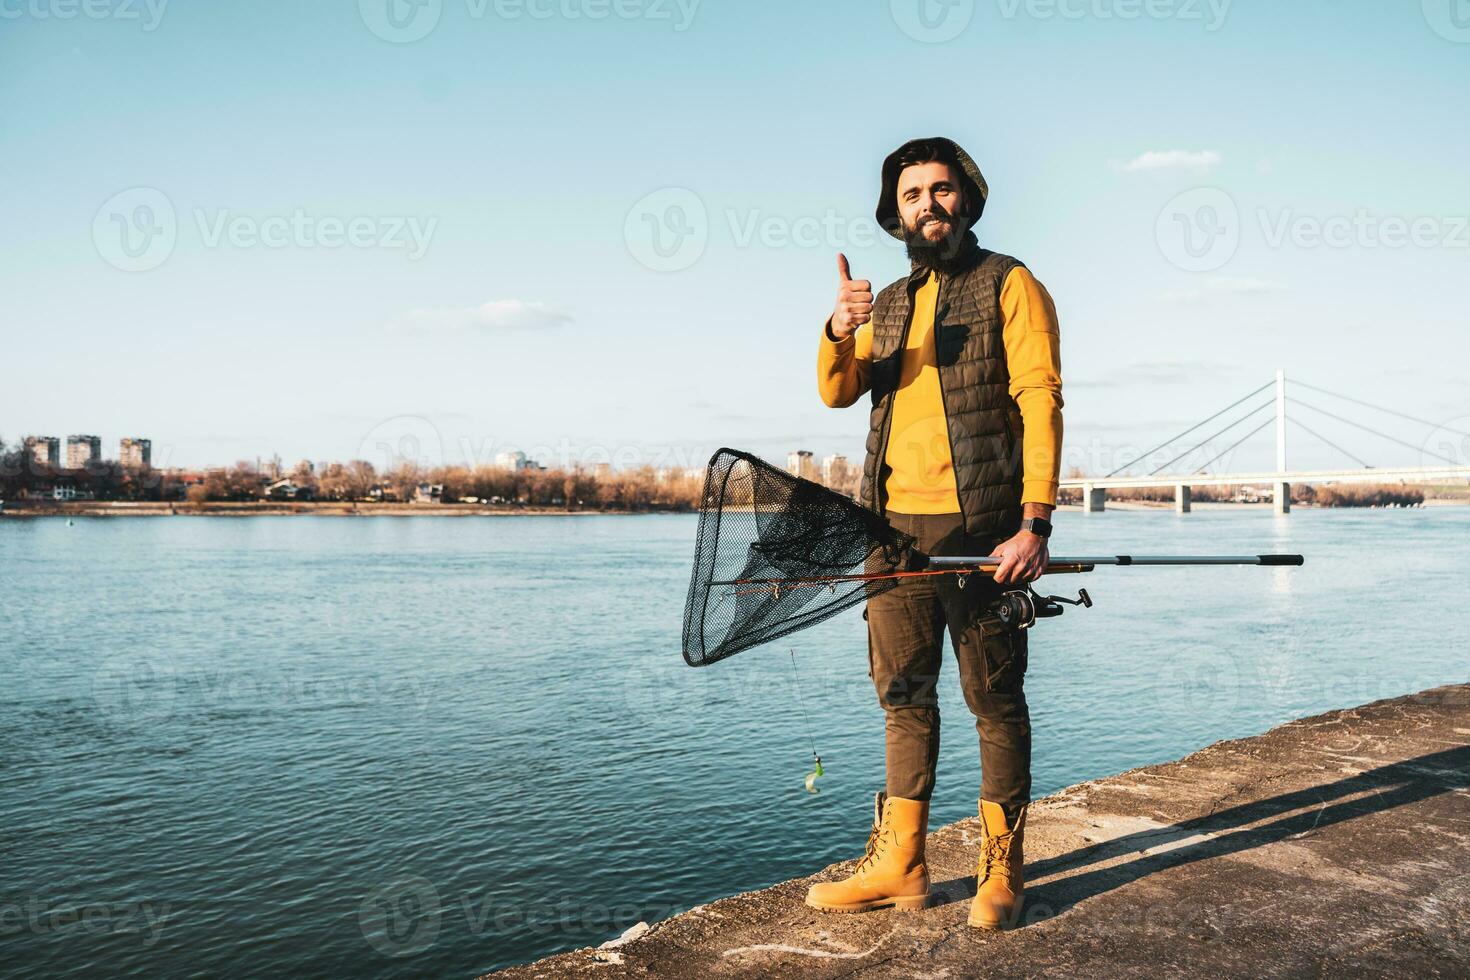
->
<box><xmin>805</xmin><ymin>136</ymin><xmax>1063</xmax><ymax>930</ymax></box>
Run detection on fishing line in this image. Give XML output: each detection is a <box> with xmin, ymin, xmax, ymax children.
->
<box><xmin>789</xmin><ymin>649</ymin><xmax>824</xmax><ymax>793</ymax></box>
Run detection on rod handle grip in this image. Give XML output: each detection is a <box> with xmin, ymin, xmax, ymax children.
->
<box><xmin>1257</xmin><ymin>554</ymin><xmax>1305</xmax><ymax>566</ymax></box>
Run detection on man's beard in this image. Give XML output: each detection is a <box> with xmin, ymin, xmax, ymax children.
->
<box><xmin>903</xmin><ymin>210</ymin><xmax>977</xmax><ymax>274</ymax></box>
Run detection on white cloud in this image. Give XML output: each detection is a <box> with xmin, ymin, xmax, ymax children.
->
<box><xmin>1160</xmin><ymin>276</ymin><xmax>1283</xmax><ymax>305</ymax></box>
<box><xmin>1119</xmin><ymin>150</ymin><xmax>1222</xmax><ymax>175</ymax></box>
<box><xmin>390</xmin><ymin>299</ymin><xmax>573</xmax><ymax>333</ymax></box>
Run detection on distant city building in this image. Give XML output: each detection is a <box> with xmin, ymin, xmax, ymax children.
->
<box><xmin>786</xmin><ymin>450</ymin><xmax>816</xmax><ymax>481</ymax></box>
<box><xmin>25</xmin><ymin>436</ymin><xmax>60</xmax><ymax>468</ymax></box>
<box><xmin>495</xmin><ymin>450</ymin><xmax>531</xmax><ymax>472</ymax></box>
<box><xmin>65</xmin><ymin>435</ymin><xmax>101</xmax><ymax>470</ymax></box>
<box><xmin>119</xmin><ymin>437</ymin><xmax>152</xmax><ymax>468</ymax></box>
<box><xmin>821</xmin><ymin>454</ymin><xmax>849</xmax><ymax>487</ymax></box>
<box><xmin>413</xmin><ymin>482</ymin><xmax>444</xmax><ymax>504</ymax></box>
<box><xmin>593</xmin><ymin>462</ymin><xmax>613</xmax><ymax>479</ymax></box>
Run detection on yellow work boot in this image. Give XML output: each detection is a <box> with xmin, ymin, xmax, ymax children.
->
<box><xmin>968</xmin><ymin>799</ymin><xmax>1026</xmax><ymax>930</ymax></box>
<box><xmin>805</xmin><ymin>791</ymin><xmax>931</xmax><ymax>912</ymax></box>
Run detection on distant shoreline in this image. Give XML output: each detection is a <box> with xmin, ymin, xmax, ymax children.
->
<box><xmin>2</xmin><ymin>499</ymin><xmax>1464</xmax><ymax>518</ymax></box>
<box><xmin>0</xmin><ymin>501</ymin><xmax>690</xmax><ymax>518</ymax></box>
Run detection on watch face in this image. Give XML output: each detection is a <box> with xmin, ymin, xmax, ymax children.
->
<box><xmin>1025</xmin><ymin>518</ymin><xmax>1052</xmax><ymax>537</ymax></box>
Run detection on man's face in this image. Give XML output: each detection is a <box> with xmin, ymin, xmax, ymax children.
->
<box><xmin>896</xmin><ymin>161</ymin><xmax>966</xmax><ymax>242</ymax></box>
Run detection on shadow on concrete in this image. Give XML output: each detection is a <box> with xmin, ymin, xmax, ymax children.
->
<box><xmin>930</xmin><ymin>743</ymin><xmax>1470</xmax><ymax>920</ymax></box>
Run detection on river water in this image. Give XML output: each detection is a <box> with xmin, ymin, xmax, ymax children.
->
<box><xmin>2</xmin><ymin>508</ymin><xmax>1466</xmax><ymax>977</ymax></box>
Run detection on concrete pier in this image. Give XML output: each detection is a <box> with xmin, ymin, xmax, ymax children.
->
<box><xmin>1273</xmin><ymin>481</ymin><xmax>1292</xmax><ymax>514</ymax></box>
<box><xmin>1174</xmin><ymin>484</ymin><xmax>1191</xmax><ymax>514</ymax></box>
<box><xmin>486</xmin><ymin>684</ymin><xmax>1470</xmax><ymax>978</ymax></box>
<box><xmin>1083</xmin><ymin>485</ymin><xmax>1106</xmax><ymax>513</ymax></box>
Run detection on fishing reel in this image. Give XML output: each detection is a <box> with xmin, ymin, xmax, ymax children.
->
<box><xmin>988</xmin><ymin>586</ymin><xmax>1093</xmax><ymax>630</ymax></box>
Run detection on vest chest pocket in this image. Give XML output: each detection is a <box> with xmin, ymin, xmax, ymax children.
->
<box><xmin>869</xmin><ymin>350</ymin><xmax>903</xmax><ymax>402</ymax></box>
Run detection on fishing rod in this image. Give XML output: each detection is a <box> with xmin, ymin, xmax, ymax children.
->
<box><xmin>713</xmin><ymin>554</ymin><xmax>1304</xmax><ymax>629</ymax></box>
<box><xmin>682</xmin><ymin>448</ymin><xmax>1307</xmax><ymax>667</ymax></box>
<box><xmin>715</xmin><ymin>553</ymin><xmax>1303</xmax><ymax>587</ymax></box>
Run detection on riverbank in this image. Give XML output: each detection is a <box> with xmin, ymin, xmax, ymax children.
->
<box><xmin>4</xmin><ymin>499</ymin><xmax>1466</xmax><ymax>517</ymax></box>
<box><xmin>485</xmin><ymin>683</ymin><xmax>1470</xmax><ymax>978</ymax></box>
<box><xmin>0</xmin><ymin>501</ymin><xmax>687</xmax><ymax>518</ymax></box>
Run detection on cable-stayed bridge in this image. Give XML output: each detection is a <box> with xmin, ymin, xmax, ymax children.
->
<box><xmin>1063</xmin><ymin>371</ymin><xmax>1470</xmax><ymax>514</ymax></box>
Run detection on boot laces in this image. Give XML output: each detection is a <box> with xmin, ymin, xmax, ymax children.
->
<box><xmin>979</xmin><ymin>833</ymin><xmax>1015</xmax><ymax>883</ymax></box>
<box><xmin>856</xmin><ymin>823</ymin><xmax>890</xmax><ymax>873</ymax></box>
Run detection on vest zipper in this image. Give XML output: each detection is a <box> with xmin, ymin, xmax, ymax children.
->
<box><xmin>872</xmin><ymin>273</ymin><xmax>923</xmax><ymax>516</ymax></box>
<box><xmin>932</xmin><ymin>269</ymin><xmax>968</xmax><ymax>529</ymax></box>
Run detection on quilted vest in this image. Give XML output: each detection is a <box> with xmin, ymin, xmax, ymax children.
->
<box><xmin>860</xmin><ymin>245</ymin><xmax>1026</xmax><ymax>543</ymax></box>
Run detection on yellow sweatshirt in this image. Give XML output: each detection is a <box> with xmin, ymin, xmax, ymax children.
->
<box><xmin>818</xmin><ymin>266</ymin><xmax>1063</xmax><ymax>511</ymax></box>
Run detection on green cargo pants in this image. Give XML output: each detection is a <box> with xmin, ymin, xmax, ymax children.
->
<box><xmin>866</xmin><ymin>511</ymin><xmax>1032</xmax><ymax>816</ymax></box>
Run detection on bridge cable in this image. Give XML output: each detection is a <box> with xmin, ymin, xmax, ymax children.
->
<box><xmin>1147</xmin><ymin>398</ymin><xmax>1277</xmax><ymax>476</ymax></box>
<box><xmin>1285</xmin><ymin>414</ymin><xmax>1374</xmax><ymax>469</ymax></box>
<box><xmin>1293</xmin><ymin>380</ymin><xmax>1470</xmax><ymax>438</ymax></box>
<box><xmin>1105</xmin><ymin>379</ymin><xmax>1276</xmax><ymax>478</ymax></box>
<box><xmin>1287</xmin><ymin>396</ymin><xmax>1461</xmax><ymax>466</ymax></box>
<box><xmin>1192</xmin><ymin>416</ymin><xmax>1278</xmax><ymax>474</ymax></box>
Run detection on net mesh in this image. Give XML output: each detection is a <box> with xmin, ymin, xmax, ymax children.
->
<box><xmin>681</xmin><ymin>448</ymin><xmax>921</xmax><ymax>667</ymax></box>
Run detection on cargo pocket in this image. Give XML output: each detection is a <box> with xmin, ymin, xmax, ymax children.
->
<box><xmin>976</xmin><ymin>618</ymin><xmax>1028</xmax><ymax>693</ymax></box>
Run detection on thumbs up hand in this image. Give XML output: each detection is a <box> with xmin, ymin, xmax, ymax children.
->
<box><xmin>830</xmin><ymin>253</ymin><xmax>873</xmax><ymax>340</ymax></box>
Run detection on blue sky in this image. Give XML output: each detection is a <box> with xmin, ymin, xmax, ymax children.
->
<box><xmin>3</xmin><ymin>0</ymin><xmax>1468</xmax><ymax>476</ymax></box>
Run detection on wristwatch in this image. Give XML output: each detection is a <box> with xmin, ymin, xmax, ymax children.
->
<box><xmin>1020</xmin><ymin>516</ymin><xmax>1053</xmax><ymax>538</ymax></box>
